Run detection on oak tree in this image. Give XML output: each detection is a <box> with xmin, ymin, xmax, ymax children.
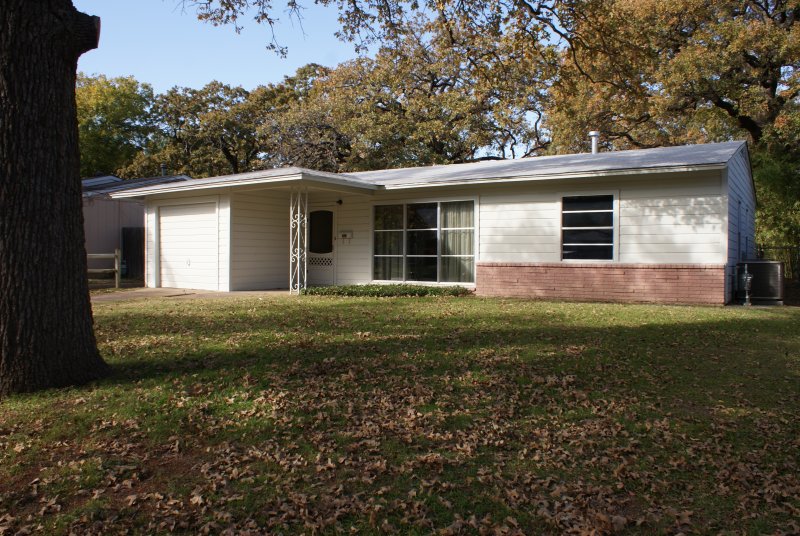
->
<box><xmin>123</xmin><ymin>81</ymin><xmax>268</xmax><ymax>178</ymax></box>
<box><xmin>0</xmin><ymin>1</ymin><xmax>109</xmax><ymax>395</ymax></box>
<box><xmin>77</xmin><ymin>73</ymin><xmax>155</xmax><ymax>177</ymax></box>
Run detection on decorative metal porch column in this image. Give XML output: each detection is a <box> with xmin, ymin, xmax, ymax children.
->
<box><xmin>289</xmin><ymin>188</ymin><xmax>308</xmax><ymax>294</ymax></box>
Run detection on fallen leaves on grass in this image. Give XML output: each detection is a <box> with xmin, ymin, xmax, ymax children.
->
<box><xmin>1</xmin><ymin>297</ymin><xmax>798</xmax><ymax>534</ymax></box>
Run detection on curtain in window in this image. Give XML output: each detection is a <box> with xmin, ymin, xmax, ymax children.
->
<box><xmin>441</xmin><ymin>230</ymin><xmax>472</xmax><ymax>256</ymax></box>
<box><xmin>440</xmin><ymin>201</ymin><xmax>474</xmax><ymax>282</ymax></box>
<box><xmin>374</xmin><ymin>257</ymin><xmax>403</xmax><ymax>280</ymax></box>
<box><xmin>440</xmin><ymin>257</ymin><xmax>474</xmax><ymax>282</ymax></box>
<box><xmin>441</xmin><ymin>201</ymin><xmax>474</xmax><ymax>228</ymax></box>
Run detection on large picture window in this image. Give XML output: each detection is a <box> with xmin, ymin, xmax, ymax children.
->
<box><xmin>374</xmin><ymin>201</ymin><xmax>475</xmax><ymax>283</ymax></box>
<box><xmin>561</xmin><ymin>195</ymin><xmax>614</xmax><ymax>260</ymax></box>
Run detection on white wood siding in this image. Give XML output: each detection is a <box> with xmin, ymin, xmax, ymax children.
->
<box><xmin>475</xmin><ymin>173</ymin><xmax>726</xmax><ymax>265</ymax></box>
<box><xmin>724</xmin><ymin>146</ymin><xmax>756</xmax><ymax>302</ymax></box>
<box><xmin>218</xmin><ymin>196</ymin><xmax>231</xmax><ymax>291</ymax></box>
<box><xmin>330</xmin><ymin>197</ymin><xmax>372</xmax><ymax>285</ymax></box>
<box><xmin>144</xmin><ymin>203</ymin><xmax>157</xmax><ymax>288</ymax></box>
<box><xmin>158</xmin><ymin>202</ymin><xmax>219</xmax><ymax>290</ymax></box>
<box><xmin>229</xmin><ymin>191</ymin><xmax>289</xmax><ymax>290</ymax></box>
<box><xmin>618</xmin><ymin>175</ymin><xmax>725</xmax><ymax>263</ymax></box>
<box><xmin>726</xmin><ymin>147</ymin><xmax>757</xmax><ymax>265</ymax></box>
<box><xmin>295</xmin><ymin>191</ymin><xmax>374</xmax><ymax>285</ymax></box>
<box><xmin>142</xmin><ymin>168</ymin><xmax>735</xmax><ymax>290</ymax></box>
<box><xmin>480</xmin><ymin>192</ymin><xmax>560</xmax><ymax>261</ymax></box>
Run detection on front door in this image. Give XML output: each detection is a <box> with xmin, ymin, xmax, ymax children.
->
<box><xmin>307</xmin><ymin>209</ymin><xmax>335</xmax><ymax>286</ymax></box>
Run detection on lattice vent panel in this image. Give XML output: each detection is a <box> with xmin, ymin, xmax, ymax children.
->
<box><xmin>309</xmin><ymin>256</ymin><xmax>333</xmax><ymax>267</ymax></box>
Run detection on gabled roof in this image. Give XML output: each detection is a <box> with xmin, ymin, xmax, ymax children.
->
<box><xmin>110</xmin><ymin>141</ymin><xmax>748</xmax><ymax>199</ymax></box>
<box><xmin>83</xmin><ymin>174</ymin><xmax>192</xmax><ymax>199</ymax></box>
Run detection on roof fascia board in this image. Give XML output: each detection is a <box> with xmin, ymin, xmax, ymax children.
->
<box><xmin>111</xmin><ymin>161</ymin><xmax>729</xmax><ymax>199</ymax></box>
<box><xmin>108</xmin><ymin>174</ymin><xmax>302</xmax><ymax>199</ymax></box>
<box><xmin>110</xmin><ymin>172</ymin><xmax>378</xmax><ymax>199</ymax></box>
<box><xmin>378</xmin><ymin>163</ymin><xmax>727</xmax><ymax>190</ymax></box>
<box><xmin>298</xmin><ymin>172</ymin><xmax>379</xmax><ymax>194</ymax></box>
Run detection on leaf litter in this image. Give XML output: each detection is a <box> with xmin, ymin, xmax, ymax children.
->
<box><xmin>1</xmin><ymin>296</ymin><xmax>798</xmax><ymax>534</ymax></box>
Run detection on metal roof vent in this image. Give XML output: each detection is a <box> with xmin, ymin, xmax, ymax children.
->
<box><xmin>589</xmin><ymin>131</ymin><xmax>600</xmax><ymax>154</ymax></box>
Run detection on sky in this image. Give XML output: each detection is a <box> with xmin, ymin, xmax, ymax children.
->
<box><xmin>73</xmin><ymin>0</ymin><xmax>366</xmax><ymax>93</ymax></box>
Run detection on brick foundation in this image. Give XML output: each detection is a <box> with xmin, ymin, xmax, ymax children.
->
<box><xmin>476</xmin><ymin>262</ymin><xmax>727</xmax><ymax>305</ymax></box>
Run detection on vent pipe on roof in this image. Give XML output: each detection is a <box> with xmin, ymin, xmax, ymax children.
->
<box><xmin>160</xmin><ymin>163</ymin><xmax>167</xmax><ymax>177</ymax></box>
<box><xmin>589</xmin><ymin>131</ymin><xmax>600</xmax><ymax>154</ymax></box>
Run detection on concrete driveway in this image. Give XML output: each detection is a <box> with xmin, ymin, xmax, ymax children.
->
<box><xmin>91</xmin><ymin>287</ymin><xmax>290</xmax><ymax>303</ymax></box>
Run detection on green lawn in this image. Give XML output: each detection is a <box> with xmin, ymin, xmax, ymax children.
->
<box><xmin>1</xmin><ymin>295</ymin><xmax>799</xmax><ymax>534</ymax></box>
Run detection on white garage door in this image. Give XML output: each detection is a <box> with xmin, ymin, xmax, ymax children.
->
<box><xmin>159</xmin><ymin>203</ymin><xmax>218</xmax><ymax>290</ymax></box>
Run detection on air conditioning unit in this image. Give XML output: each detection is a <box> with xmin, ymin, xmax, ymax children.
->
<box><xmin>736</xmin><ymin>261</ymin><xmax>784</xmax><ymax>305</ymax></box>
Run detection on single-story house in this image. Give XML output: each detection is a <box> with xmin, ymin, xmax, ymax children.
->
<box><xmin>83</xmin><ymin>174</ymin><xmax>191</xmax><ymax>276</ymax></box>
<box><xmin>110</xmin><ymin>140</ymin><xmax>755</xmax><ymax>305</ymax></box>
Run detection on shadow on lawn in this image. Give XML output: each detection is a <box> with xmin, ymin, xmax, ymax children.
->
<box><xmin>103</xmin><ymin>300</ymin><xmax>800</xmax><ymax>416</ymax></box>
<box><xmin>7</xmin><ymin>299</ymin><xmax>799</xmax><ymax>534</ymax></box>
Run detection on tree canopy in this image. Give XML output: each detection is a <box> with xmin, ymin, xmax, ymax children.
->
<box><xmin>541</xmin><ymin>0</ymin><xmax>800</xmax><ymax>152</ymax></box>
<box><xmin>121</xmin><ymin>81</ymin><xmax>270</xmax><ymax>178</ymax></box>
<box><xmin>2</xmin><ymin>0</ymin><xmax>798</xmax><ymax>397</ymax></box>
<box><xmin>76</xmin><ymin>73</ymin><xmax>153</xmax><ymax>177</ymax></box>
<box><xmin>84</xmin><ymin>28</ymin><xmax>549</xmax><ymax>178</ymax></box>
<box><xmin>83</xmin><ymin>0</ymin><xmax>800</xmax><ymax>242</ymax></box>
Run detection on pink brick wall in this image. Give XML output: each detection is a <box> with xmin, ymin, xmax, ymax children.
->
<box><xmin>476</xmin><ymin>263</ymin><xmax>727</xmax><ymax>305</ymax></box>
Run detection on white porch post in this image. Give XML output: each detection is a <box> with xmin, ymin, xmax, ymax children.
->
<box><xmin>289</xmin><ymin>188</ymin><xmax>308</xmax><ymax>294</ymax></box>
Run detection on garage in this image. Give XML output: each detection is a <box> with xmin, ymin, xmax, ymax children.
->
<box><xmin>158</xmin><ymin>203</ymin><xmax>219</xmax><ymax>290</ymax></box>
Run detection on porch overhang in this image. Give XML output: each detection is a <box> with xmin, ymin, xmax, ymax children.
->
<box><xmin>110</xmin><ymin>167</ymin><xmax>380</xmax><ymax>200</ymax></box>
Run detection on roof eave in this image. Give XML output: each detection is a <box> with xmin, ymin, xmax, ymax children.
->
<box><xmin>378</xmin><ymin>163</ymin><xmax>728</xmax><ymax>190</ymax></box>
<box><xmin>110</xmin><ymin>172</ymin><xmax>379</xmax><ymax>199</ymax></box>
<box><xmin>298</xmin><ymin>172</ymin><xmax>380</xmax><ymax>194</ymax></box>
<box><xmin>110</xmin><ymin>161</ymin><xmax>730</xmax><ymax>198</ymax></box>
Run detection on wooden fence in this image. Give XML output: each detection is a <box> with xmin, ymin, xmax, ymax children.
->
<box><xmin>87</xmin><ymin>249</ymin><xmax>121</xmax><ymax>288</ymax></box>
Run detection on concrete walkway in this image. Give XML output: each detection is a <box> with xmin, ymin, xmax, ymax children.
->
<box><xmin>91</xmin><ymin>287</ymin><xmax>291</xmax><ymax>303</ymax></box>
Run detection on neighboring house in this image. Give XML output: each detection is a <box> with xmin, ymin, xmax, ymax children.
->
<box><xmin>83</xmin><ymin>174</ymin><xmax>191</xmax><ymax>277</ymax></box>
<box><xmin>110</xmin><ymin>141</ymin><xmax>755</xmax><ymax>305</ymax></box>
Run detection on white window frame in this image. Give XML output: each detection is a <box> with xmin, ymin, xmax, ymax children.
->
<box><xmin>560</xmin><ymin>191</ymin><xmax>620</xmax><ymax>262</ymax></box>
<box><xmin>372</xmin><ymin>197</ymin><xmax>478</xmax><ymax>285</ymax></box>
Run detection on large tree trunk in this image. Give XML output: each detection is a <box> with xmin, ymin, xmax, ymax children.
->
<box><xmin>0</xmin><ymin>0</ymin><xmax>109</xmax><ymax>396</ymax></box>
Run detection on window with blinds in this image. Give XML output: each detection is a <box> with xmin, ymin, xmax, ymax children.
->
<box><xmin>561</xmin><ymin>195</ymin><xmax>614</xmax><ymax>260</ymax></box>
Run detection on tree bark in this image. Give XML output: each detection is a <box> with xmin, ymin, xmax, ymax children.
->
<box><xmin>0</xmin><ymin>0</ymin><xmax>109</xmax><ymax>396</ymax></box>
